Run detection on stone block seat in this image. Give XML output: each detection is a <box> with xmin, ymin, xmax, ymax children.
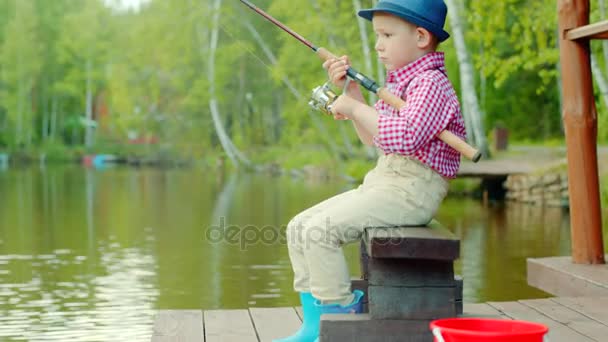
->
<box><xmin>320</xmin><ymin>220</ymin><xmax>462</xmax><ymax>342</ymax></box>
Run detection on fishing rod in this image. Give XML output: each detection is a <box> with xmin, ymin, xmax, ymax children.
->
<box><xmin>240</xmin><ymin>0</ymin><xmax>481</xmax><ymax>163</ymax></box>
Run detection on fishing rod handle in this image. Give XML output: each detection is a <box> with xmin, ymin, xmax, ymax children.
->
<box><xmin>316</xmin><ymin>47</ymin><xmax>482</xmax><ymax>163</ymax></box>
<box><xmin>438</xmin><ymin>131</ymin><xmax>482</xmax><ymax>162</ymax></box>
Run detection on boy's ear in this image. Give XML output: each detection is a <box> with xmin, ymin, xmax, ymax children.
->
<box><xmin>415</xmin><ymin>27</ymin><xmax>433</xmax><ymax>49</ymax></box>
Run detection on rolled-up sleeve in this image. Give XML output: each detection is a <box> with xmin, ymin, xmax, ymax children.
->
<box><xmin>373</xmin><ymin>76</ymin><xmax>452</xmax><ymax>155</ymax></box>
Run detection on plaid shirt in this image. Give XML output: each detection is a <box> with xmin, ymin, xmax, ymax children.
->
<box><xmin>373</xmin><ymin>52</ymin><xmax>466</xmax><ymax>178</ymax></box>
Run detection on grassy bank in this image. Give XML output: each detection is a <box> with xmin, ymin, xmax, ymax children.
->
<box><xmin>3</xmin><ymin>142</ymin><xmax>607</xmax><ymax>204</ymax></box>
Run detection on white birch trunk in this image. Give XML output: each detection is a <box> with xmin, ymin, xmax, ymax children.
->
<box><xmin>591</xmin><ymin>55</ymin><xmax>608</xmax><ymax>109</ymax></box>
<box><xmin>242</xmin><ymin>21</ymin><xmax>302</xmax><ymax>99</ymax></box>
<box><xmin>207</xmin><ymin>0</ymin><xmax>251</xmax><ymax>168</ymax></box>
<box><xmin>591</xmin><ymin>2</ymin><xmax>608</xmax><ymax>135</ymax></box>
<box><xmin>85</xmin><ymin>58</ymin><xmax>94</xmax><ymax>147</ymax></box>
<box><xmin>242</xmin><ymin>20</ymin><xmax>341</xmax><ymax>158</ymax></box>
<box><xmin>353</xmin><ymin>0</ymin><xmax>379</xmax><ymax>159</ymax></box>
<box><xmin>353</xmin><ymin>0</ymin><xmax>374</xmax><ymax>103</ymax></box>
<box><xmin>556</xmin><ymin>31</ymin><xmax>564</xmax><ymax>133</ymax></box>
<box><xmin>599</xmin><ymin>0</ymin><xmax>608</xmax><ymax>73</ymax></box>
<box><xmin>445</xmin><ymin>0</ymin><xmax>488</xmax><ymax>154</ymax></box>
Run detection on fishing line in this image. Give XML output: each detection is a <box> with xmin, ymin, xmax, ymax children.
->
<box><xmin>218</xmin><ymin>20</ymin><xmax>276</xmax><ymax>73</ymax></box>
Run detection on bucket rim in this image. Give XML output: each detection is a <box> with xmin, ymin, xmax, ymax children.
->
<box><xmin>430</xmin><ymin>318</ymin><xmax>549</xmax><ymax>337</ymax></box>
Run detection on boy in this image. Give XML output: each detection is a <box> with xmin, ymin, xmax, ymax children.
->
<box><xmin>274</xmin><ymin>0</ymin><xmax>465</xmax><ymax>341</ymax></box>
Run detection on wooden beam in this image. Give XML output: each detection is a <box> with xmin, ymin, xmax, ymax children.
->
<box><xmin>558</xmin><ymin>0</ymin><xmax>605</xmax><ymax>264</ymax></box>
<box><xmin>566</xmin><ymin>20</ymin><xmax>608</xmax><ymax>40</ymax></box>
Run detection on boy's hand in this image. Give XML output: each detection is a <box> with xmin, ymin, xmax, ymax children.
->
<box><xmin>333</xmin><ymin>112</ymin><xmax>349</xmax><ymax>121</ymax></box>
<box><xmin>322</xmin><ymin>56</ymin><xmax>357</xmax><ymax>92</ymax></box>
<box><xmin>329</xmin><ymin>94</ymin><xmax>360</xmax><ymax>120</ymax></box>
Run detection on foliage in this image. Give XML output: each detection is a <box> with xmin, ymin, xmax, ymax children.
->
<box><xmin>0</xmin><ymin>0</ymin><xmax>605</xmax><ymax>163</ymax></box>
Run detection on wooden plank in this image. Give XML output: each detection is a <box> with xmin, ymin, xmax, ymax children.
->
<box><xmin>521</xmin><ymin>298</ymin><xmax>608</xmax><ymax>341</ymax></box>
<box><xmin>488</xmin><ymin>301</ymin><xmax>594</xmax><ymax>342</ymax></box>
<box><xmin>552</xmin><ymin>296</ymin><xmax>608</xmax><ymax>325</ymax></box>
<box><xmin>249</xmin><ymin>307</ymin><xmax>302</xmax><ymax>342</ymax></box>
<box><xmin>151</xmin><ymin>310</ymin><xmax>203</xmax><ymax>342</ymax></box>
<box><xmin>566</xmin><ymin>20</ymin><xmax>608</xmax><ymax>40</ymax></box>
<box><xmin>204</xmin><ymin>309</ymin><xmax>258</xmax><ymax>342</ymax></box>
<box><xmin>364</xmin><ymin>221</ymin><xmax>459</xmax><ymax>260</ymax></box>
<box><xmin>527</xmin><ymin>257</ymin><xmax>608</xmax><ymax>297</ymax></box>
<box><xmin>462</xmin><ymin>303</ymin><xmax>509</xmax><ymax>318</ymax></box>
<box><xmin>295</xmin><ymin>306</ymin><xmax>304</xmax><ymax>321</ymax></box>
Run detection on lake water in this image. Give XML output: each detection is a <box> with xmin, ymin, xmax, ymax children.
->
<box><xmin>0</xmin><ymin>165</ymin><xmax>604</xmax><ymax>341</ymax></box>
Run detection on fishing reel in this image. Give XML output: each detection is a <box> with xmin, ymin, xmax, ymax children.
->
<box><xmin>308</xmin><ymin>82</ymin><xmax>338</xmax><ymax>115</ymax></box>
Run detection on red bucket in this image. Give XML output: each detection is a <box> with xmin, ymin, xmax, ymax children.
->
<box><xmin>430</xmin><ymin>318</ymin><xmax>549</xmax><ymax>342</ymax></box>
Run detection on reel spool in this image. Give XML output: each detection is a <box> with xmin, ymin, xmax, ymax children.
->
<box><xmin>308</xmin><ymin>82</ymin><xmax>338</xmax><ymax>115</ymax></box>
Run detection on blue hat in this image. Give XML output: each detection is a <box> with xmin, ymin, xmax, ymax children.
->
<box><xmin>358</xmin><ymin>0</ymin><xmax>450</xmax><ymax>42</ymax></box>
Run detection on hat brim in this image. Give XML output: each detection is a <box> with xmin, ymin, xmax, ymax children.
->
<box><xmin>358</xmin><ymin>8</ymin><xmax>450</xmax><ymax>42</ymax></box>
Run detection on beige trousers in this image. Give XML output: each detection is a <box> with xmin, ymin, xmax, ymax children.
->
<box><xmin>286</xmin><ymin>153</ymin><xmax>449</xmax><ymax>304</ymax></box>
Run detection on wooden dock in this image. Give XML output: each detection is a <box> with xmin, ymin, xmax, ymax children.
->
<box><xmin>528</xmin><ymin>256</ymin><xmax>608</xmax><ymax>297</ymax></box>
<box><xmin>458</xmin><ymin>159</ymin><xmax>539</xmax><ymax>178</ymax></box>
<box><xmin>151</xmin><ymin>296</ymin><xmax>608</xmax><ymax>341</ymax></box>
<box><xmin>457</xmin><ymin>145</ymin><xmax>608</xmax><ymax>179</ymax></box>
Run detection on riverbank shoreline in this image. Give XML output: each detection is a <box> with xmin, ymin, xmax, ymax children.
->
<box><xmin>2</xmin><ymin>144</ymin><xmax>607</xmax><ymax>202</ymax></box>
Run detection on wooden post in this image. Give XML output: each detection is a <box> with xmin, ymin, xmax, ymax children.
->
<box><xmin>558</xmin><ymin>0</ymin><xmax>605</xmax><ymax>264</ymax></box>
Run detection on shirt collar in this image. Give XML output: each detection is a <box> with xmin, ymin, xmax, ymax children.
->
<box><xmin>385</xmin><ymin>52</ymin><xmax>447</xmax><ymax>85</ymax></box>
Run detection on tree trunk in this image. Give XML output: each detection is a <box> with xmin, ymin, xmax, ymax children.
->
<box><xmin>339</xmin><ymin>123</ymin><xmax>354</xmax><ymax>157</ymax></box>
<box><xmin>352</xmin><ymin>0</ymin><xmax>374</xmax><ymax>103</ymax></box>
<box><xmin>16</xmin><ymin>73</ymin><xmax>24</xmax><ymax>146</ymax></box>
<box><xmin>26</xmin><ymin>91</ymin><xmax>32</xmax><ymax>147</ymax></box>
<box><xmin>242</xmin><ymin>20</ymin><xmax>341</xmax><ymax>158</ymax></box>
<box><xmin>599</xmin><ymin>0</ymin><xmax>608</xmax><ymax>72</ymax></box>
<box><xmin>41</xmin><ymin>80</ymin><xmax>49</xmax><ymax>142</ymax></box>
<box><xmin>555</xmin><ymin>28</ymin><xmax>565</xmax><ymax>134</ymax></box>
<box><xmin>207</xmin><ymin>0</ymin><xmax>251</xmax><ymax>168</ymax></box>
<box><xmin>596</xmin><ymin>0</ymin><xmax>608</xmax><ymax>140</ymax></box>
<box><xmin>353</xmin><ymin>0</ymin><xmax>379</xmax><ymax>159</ymax></box>
<box><xmin>445</xmin><ymin>0</ymin><xmax>488</xmax><ymax>156</ymax></box>
<box><xmin>85</xmin><ymin>58</ymin><xmax>94</xmax><ymax>147</ymax></box>
<box><xmin>591</xmin><ymin>55</ymin><xmax>608</xmax><ymax>109</ymax></box>
<box><xmin>50</xmin><ymin>96</ymin><xmax>58</xmax><ymax>140</ymax></box>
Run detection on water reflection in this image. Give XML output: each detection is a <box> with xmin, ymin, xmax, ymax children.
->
<box><xmin>438</xmin><ymin>199</ymin><xmax>572</xmax><ymax>302</ymax></box>
<box><xmin>0</xmin><ymin>166</ymin><xmax>159</xmax><ymax>341</ymax></box>
<box><xmin>0</xmin><ymin>247</ymin><xmax>157</xmax><ymax>341</ymax></box>
<box><xmin>0</xmin><ymin>166</ymin><xmax>605</xmax><ymax>341</ymax></box>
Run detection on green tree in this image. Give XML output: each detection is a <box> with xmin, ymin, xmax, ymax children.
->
<box><xmin>0</xmin><ymin>0</ymin><xmax>41</xmax><ymax>147</ymax></box>
<box><xmin>54</xmin><ymin>0</ymin><xmax>113</xmax><ymax>146</ymax></box>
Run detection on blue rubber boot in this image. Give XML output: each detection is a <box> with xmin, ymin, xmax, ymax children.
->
<box><xmin>312</xmin><ymin>290</ymin><xmax>365</xmax><ymax>342</ymax></box>
<box><xmin>273</xmin><ymin>292</ymin><xmax>320</xmax><ymax>342</ymax></box>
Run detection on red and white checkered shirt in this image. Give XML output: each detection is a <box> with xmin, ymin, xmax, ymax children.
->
<box><xmin>373</xmin><ymin>52</ymin><xmax>466</xmax><ymax>178</ymax></box>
